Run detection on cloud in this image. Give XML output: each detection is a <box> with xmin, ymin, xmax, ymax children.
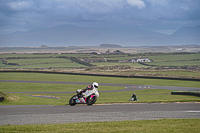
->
<box><xmin>5</xmin><ymin>1</ymin><xmax>32</xmax><ymax>11</ymax></box>
<box><xmin>0</xmin><ymin>0</ymin><xmax>200</xmax><ymax>35</ymax></box>
<box><xmin>127</xmin><ymin>0</ymin><xmax>146</xmax><ymax>9</ymax></box>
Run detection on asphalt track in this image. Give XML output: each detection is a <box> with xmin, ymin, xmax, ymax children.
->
<box><xmin>0</xmin><ymin>80</ymin><xmax>200</xmax><ymax>125</ymax></box>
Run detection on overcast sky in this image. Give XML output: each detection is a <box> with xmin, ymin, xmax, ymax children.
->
<box><xmin>1</xmin><ymin>0</ymin><xmax>200</xmax><ymax>35</ymax></box>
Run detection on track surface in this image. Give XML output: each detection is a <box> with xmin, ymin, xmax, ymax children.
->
<box><xmin>0</xmin><ymin>80</ymin><xmax>200</xmax><ymax>125</ymax></box>
<box><xmin>1</xmin><ymin>103</ymin><xmax>200</xmax><ymax>125</ymax></box>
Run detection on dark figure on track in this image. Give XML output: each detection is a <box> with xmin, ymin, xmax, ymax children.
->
<box><xmin>129</xmin><ymin>93</ymin><xmax>139</xmax><ymax>101</ymax></box>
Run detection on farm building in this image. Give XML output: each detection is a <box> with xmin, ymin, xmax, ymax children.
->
<box><xmin>118</xmin><ymin>57</ymin><xmax>153</xmax><ymax>63</ymax></box>
<box><xmin>104</xmin><ymin>50</ymin><xmax>125</xmax><ymax>55</ymax></box>
<box><xmin>130</xmin><ymin>57</ymin><xmax>153</xmax><ymax>62</ymax></box>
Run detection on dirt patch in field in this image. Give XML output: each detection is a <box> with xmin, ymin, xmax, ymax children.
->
<box><xmin>27</xmin><ymin>95</ymin><xmax>60</xmax><ymax>99</ymax></box>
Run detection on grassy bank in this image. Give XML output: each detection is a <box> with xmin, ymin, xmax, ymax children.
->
<box><xmin>1</xmin><ymin>84</ymin><xmax>200</xmax><ymax>105</ymax></box>
<box><xmin>0</xmin><ymin>119</ymin><xmax>200</xmax><ymax>133</ymax></box>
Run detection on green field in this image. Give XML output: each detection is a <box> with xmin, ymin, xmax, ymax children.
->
<box><xmin>146</xmin><ymin>60</ymin><xmax>200</xmax><ymax>66</ymax></box>
<box><xmin>0</xmin><ymin>52</ymin><xmax>200</xmax><ymax>79</ymax></box>
<box><xmin>1</xmin><ymin>72</ymin><xmax>200</xmax><ymax>87</ymax></box>
<box><xmin>0</xmin><ymin>53</ymin><xmax>90</xmax><ymax>58</ymax></box>
<box><xmin>97</xmin><ymin>70</ymin><xmax>200</xmax><ymax>78</ymax></box>
<box><xmin>1</xmin><ymin>52</ymin><xmax>200</xmax><ymax>67</ymax></box>
<box><xmin>0</xmin><ymin>57</ymin><xmax>87</xmax><ymax>68</ymax></box>
<box><xmin>6</xmin><ymin>58</ymin><xmax>72</xmax><ymax>64</ymax></box>
<box><xmin>91</xmin><ymin>62</ymin><xmax>149</xmax><ymax>68</ymax></box>
<box><xmin>149</xmin><ymin>53</ymin><xmax>200</xmax><ymax>62</ymax></box>
<box><xmin>0</xmin><ymin>119</ymin><xmax>200</xmax><ymax>133</ymax></box>
<box><xmin>0</xmin><ymin>72</ymin><xmax>200</xmax><ymax>105</ymax></box>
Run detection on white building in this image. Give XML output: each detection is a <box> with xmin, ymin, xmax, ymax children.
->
<box><xmin>130</xmin><ymin>57</ymin><xmax>152</xmax><ymax>62</ymax></box>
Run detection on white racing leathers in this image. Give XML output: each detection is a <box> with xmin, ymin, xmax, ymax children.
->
<box><xmin>69</xmin><ymin>87</ymin><xmax>99</xmax><ymax>106</ymax></box>
<box><xmin>82</xmin><ymin>88</ymin><xmax>99</xmax><ymax>98</ymax></box>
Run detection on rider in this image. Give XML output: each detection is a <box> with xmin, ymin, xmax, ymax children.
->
<box><xmin>77</xmin><ymin>82</ymin><xmax>99</xmax><ymax>98</ymax></box>
<box><xmin>129</xmin><ymin>93</ymin><xmax>139</xmax><ymax>101</ymax></box>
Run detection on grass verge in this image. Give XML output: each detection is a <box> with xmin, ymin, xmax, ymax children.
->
<box><xmin>0</xmin><ymin>119</ymin><xmax>200</xmax><ymax>133</ymax></box>
<box><xmin>1</xmin><ymin>89</ymin><xmax>200</xmax><ymax>105</ymax></box>
<box><xmin>0</xmin><ymin>91</ymin><xmax>20</xmax><ymax>103</ymax></box>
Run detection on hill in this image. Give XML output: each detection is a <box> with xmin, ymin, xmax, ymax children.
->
<box><xmin>0</xmin><ymin>24</ymin><xmax>199</xmax><ymax>47</ymax></box>
<box><xmin>99</xmin><ymin>44</ymin><xmax>122</xmax><ymax>47</ymax></box>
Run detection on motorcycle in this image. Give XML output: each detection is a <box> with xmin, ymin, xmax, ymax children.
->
<box><xmin>69</xmin><ymin>88</ymin><xmax>99</xmax><ymax>106</ymax></box>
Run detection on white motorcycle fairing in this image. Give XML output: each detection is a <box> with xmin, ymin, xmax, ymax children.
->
<box><xmin>69</xmin><ymin>88</ymin><xmax>99</xmax><ymax>106</ymax></box>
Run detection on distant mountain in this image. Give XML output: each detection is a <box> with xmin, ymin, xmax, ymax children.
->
<box><xmin>168</xmin><ymin>25</ymin><xmax>200</xmax><ymax>45</ymax></box>
<box><xmin>172</xmin><ymin>25</ymin><xmax>200</xmax><ymax>37</ymax></box>
<box><xmin>99</xmin><ymin>44</ymin><xmax>122</xmax><ymax>47</ymax></box>
<box><xmin>124</xmin><ymin>25</ymin><xmax>200</xmax><ymax>46</ymax></box>
<box><xmin>0</xmin><ymin>24</ymin><xmax>199</xmax><ymax>47</ymax></box>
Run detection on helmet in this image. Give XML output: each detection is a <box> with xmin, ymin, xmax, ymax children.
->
<box><xmin>92</xmin><ymin>82</ymin><xmax>98</xmax><ymax>88</ymax></box>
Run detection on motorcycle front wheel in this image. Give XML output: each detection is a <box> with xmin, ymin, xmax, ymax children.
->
<box><xmin>69</xmin><ymin>95</ymin><xmax>77</xmax><ymax>106</ymax></box>
<box><xmin>86</xmin><ymin>95</ymin><xmax>97</xmax><ymax>106</ymax></box>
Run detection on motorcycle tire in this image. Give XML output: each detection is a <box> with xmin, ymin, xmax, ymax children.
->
<box><xmin>86</xmin><ymin>95</ymin><xmax>97</xmax><ymax>106</ymax></box>
<box><xmin>69</xmin><ymin>95</ymin><xmax>77</xmax><ymax>106</ymax></box>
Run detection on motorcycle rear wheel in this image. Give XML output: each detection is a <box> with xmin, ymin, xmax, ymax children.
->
<box><xmin>69</xmin><ymin>95</ymin><xmax>77</xmax><ymax>106</ymax></box>
<box><xmin>86</xmin><ymin>96</ymin><xmax>97</xmax><ymax>106</ymax></box>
